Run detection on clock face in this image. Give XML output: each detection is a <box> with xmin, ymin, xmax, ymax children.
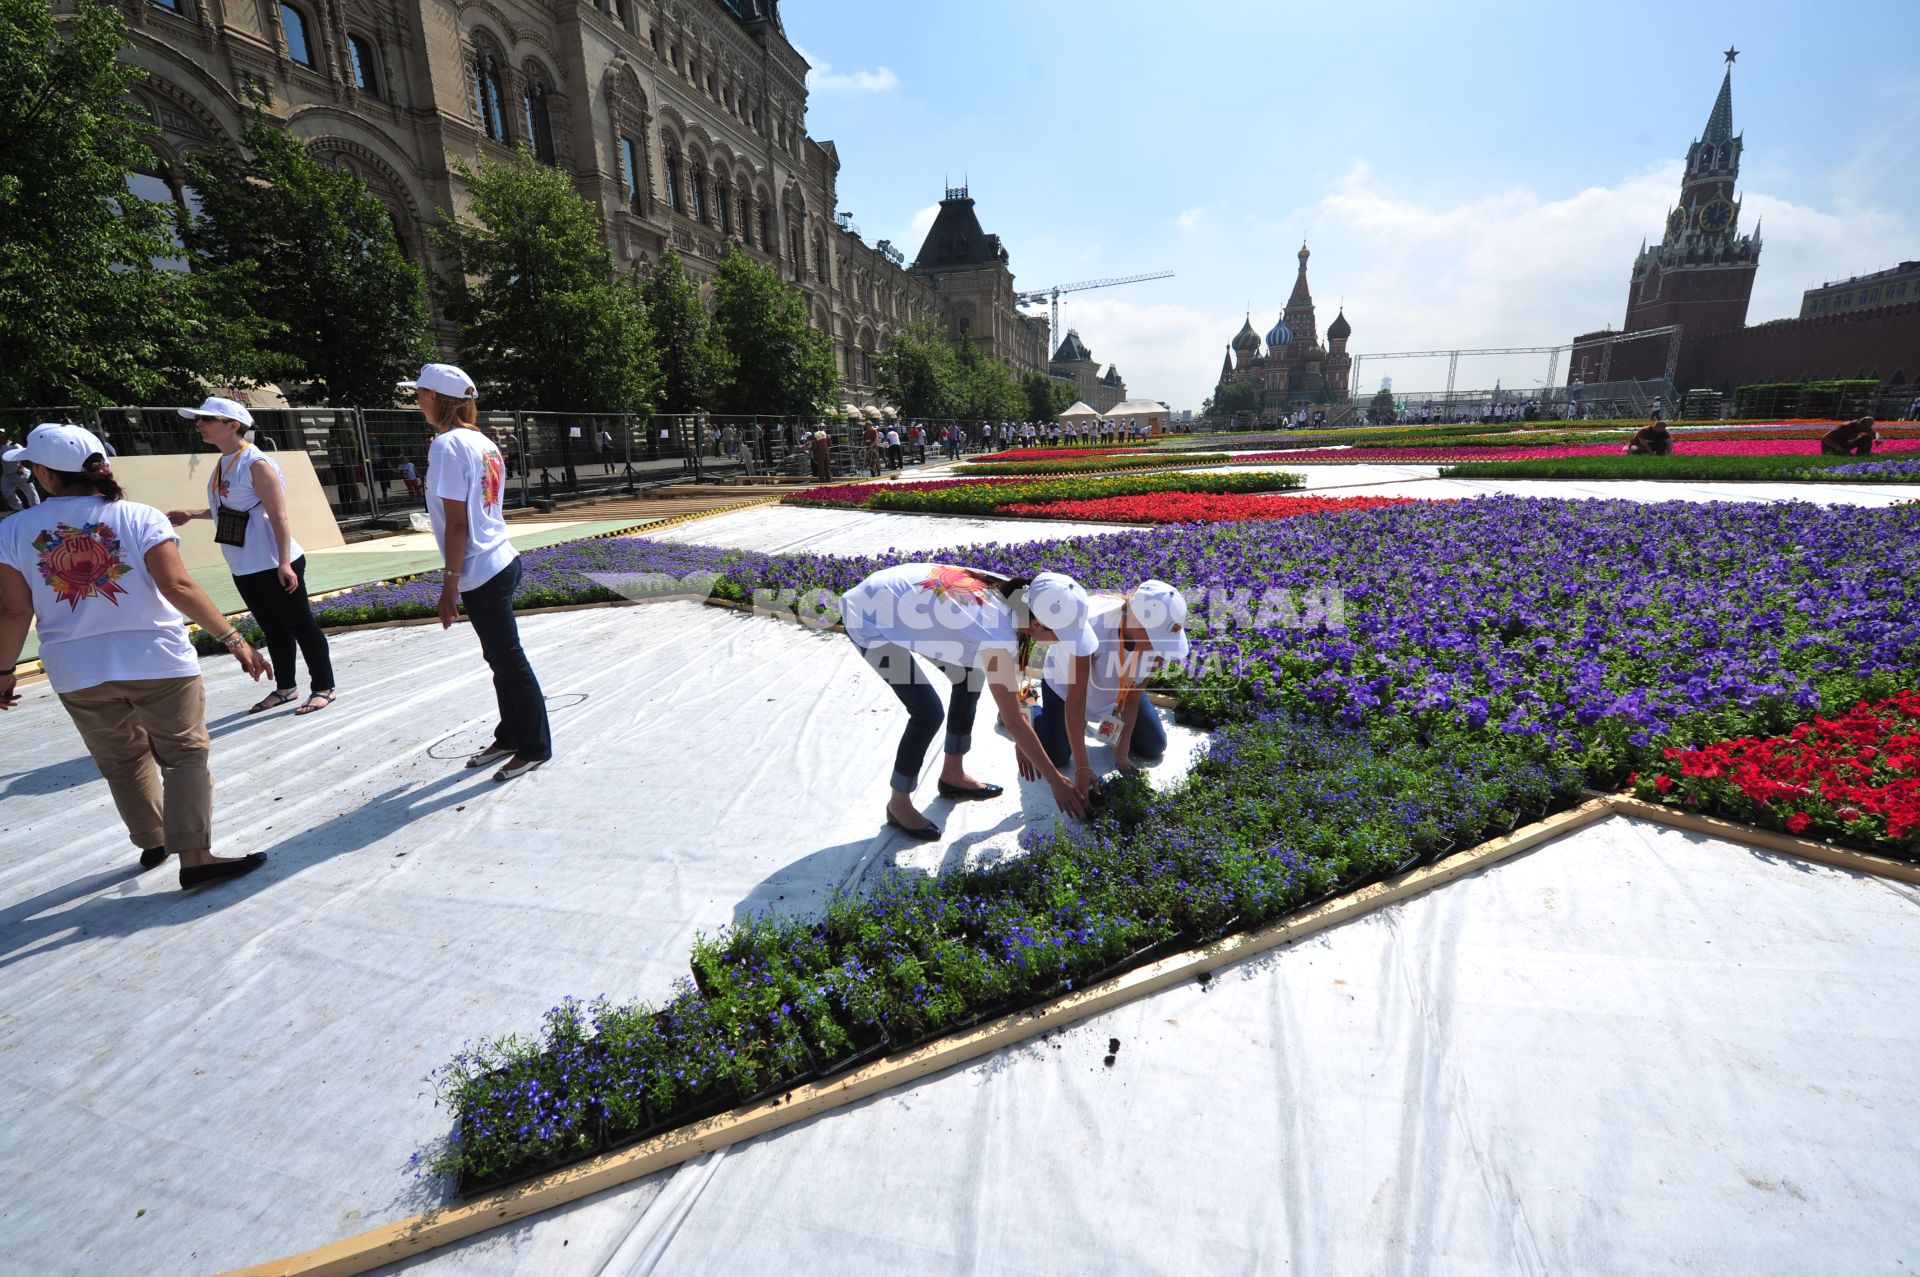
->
<box><xmin>1698</xmin><ymin>197</ymin><xmax>1735</xmax><ymax>233</ymax></box>
<box><xmin>1666</xmin><ymin>208</ymin><xmax>1688</xmax><ymax>241</ymax></box>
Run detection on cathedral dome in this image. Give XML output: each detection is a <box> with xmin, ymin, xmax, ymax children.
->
<box><xmin>1327</xmin><ymin>309</ymin><xmax>1351</xmax><ymax>340</ymax></box>
<box><xmin>1265</xmin><ymin>315</ymin><xmax>1293</xmax><ymax>350</ymax></box>
<box><xmin>1231</xmin><ymin>317</ymin><xmax>1261</xmax><ymax>353</ymax></box>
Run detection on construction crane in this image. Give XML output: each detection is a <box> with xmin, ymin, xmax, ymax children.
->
<box><xmin>1015</xmin><ymin>271</ymin><xmax>1175</xmax><ymax>350</ymax></box>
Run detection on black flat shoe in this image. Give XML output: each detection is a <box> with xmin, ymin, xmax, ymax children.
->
<box><xmin>885</xmin><ymin>811</ymin><xmax>941</xmax><ymax>841</ymax></box>
<box><xmin>936</xmin><ymin>780</ymin><xmax>1004</xmax><ymax>802</ymax></box>
<box><xmin>179</xmin><ymin>852</ymin><xmax>267</xmax><ymax>891</ymax></box>
<box><xmin>140</xmin><ymin>846</ymin><xmax>169</xmax><ymax>871</ymax></box>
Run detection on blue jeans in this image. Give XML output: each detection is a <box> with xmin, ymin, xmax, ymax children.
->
<box><xmin>461</xmin><ymin>558</ymin><xmax>552</xmax><ymax>762</ymax></box>
<box><xmin>853</xmin><ymin>639</ymin><xmax>981</xmax><ymax>793</ymax></box>
<box><xmin>1029</xmin><ymin>679</ymin><xmax>1166</xmax><ymax>769</ymax></box>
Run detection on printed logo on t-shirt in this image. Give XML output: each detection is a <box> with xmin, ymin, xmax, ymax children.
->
<box><xmin>32</xmin><ymin>521</ymin><xmax>132</xmax><ymax>609</ymax></box>
<box><xmin>482</xmin><ymin>451</ymin><xmax>504</xmax><ymax>511</ymax></box>
<box><xmin>917</xmin><ymin>565</ymin><xmax>991</xmax><ymax>605</ymax></box>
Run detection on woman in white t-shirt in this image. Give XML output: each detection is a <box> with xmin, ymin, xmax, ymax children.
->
<box><xmin>403</xmin><ymin>363</ymin><xmax>551</xmax><ymax>781</ymax></box>
<box><xmin>1028</xmin><ymin>580</ymin><xmax>1189</xmax><ymax>784</ymax></box>
<box><xmin>0</xmin><ymin>424</ymin><xmax>272</xmax><ymax>889</ymax></box>
<box><xmin>838</xmin><ymin>564</ymin><xmax>1095</xmax><ymax>840</ymax></box>
<box><xmin>167</xmin><ymin>397</ymin><xmax>336</xmax><ymax>716</ymax></box>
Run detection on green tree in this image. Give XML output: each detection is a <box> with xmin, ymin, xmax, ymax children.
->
<box><xmin>950</xmin><ymin>333</ymin><xmax>1024</xmax><ymax>421</ymax></box>
<box><xmin>431</xmin><ymin>150</ymin><xmax>658</xmax><ymax>412</ymax></box>
<box><xmin>1021</xmin><ymin>370</ymin><xmax>1076</xmax><ymax>423</ymax></box>
<box><xmin>640</xmin><ymin>247</ymin><xmax>721</xmax><ymax>414</ymax></box>
<box><xmin>1207</xmin><ymin>379</ymin><xmax>1261</xmax><ymax>420</ymax></box>
<box><xmin>0</xmin><ymin>0</ymin><xmax>278</xmax><ymax>407</ymax></box>
<box><xmin>705</xmin><ymin>242</ymin><xmax>837</xmax><ymax>417</ymax></box>
<box><xmin>875</xmin><ymin>320</ymin><xmax>960</xmax><ymax>419</ymax></box>
<box><xmin>183</xmin><ymin>113</ymin><xmax>432</xmax><ymax>407</ymax></box>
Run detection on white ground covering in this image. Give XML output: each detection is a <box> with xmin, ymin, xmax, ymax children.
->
<box><xmin>643</xmin><ymin>502</ymin><xmax>1140</xmax><ymax>554</ymax></box>
<box><xmin>389</xmin><ymin>814</ymin><xmax>1920</xmax><ymax>1276</ymax></box>
<box><xmin>0</xmin><ymin>601</ymin><xmax>1201</xmax><ymax>1275</ymax></box>
<box><xmin>1181</xmin><ymin>463</ymin><xmax>1920</xmax><ymax>507</ymax></box>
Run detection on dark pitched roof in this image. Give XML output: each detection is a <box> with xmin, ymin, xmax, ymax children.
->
<box><xmin>912</xmin><ymin>191</ymin><xmax>1008</xmax><ymax>270</ymax></box>
<box><xmin>1053</xmin><ymin>330</ymin><xmax>1092</xmax><ymax>363</ymax></box>
<box><xmin>1287</xmin><ymin>243</ymin><xmax>1314</xmax><ymax>310</ymax></box>
<box><xmin>1702</xmin><ymin>66</ymin><xmax>1734</xmax><ymax>146</ymax></box>
<box><xmin>1327</xmin><ymin>308</ymin><xmax>1351</xmax><ymax>340</ymax></box>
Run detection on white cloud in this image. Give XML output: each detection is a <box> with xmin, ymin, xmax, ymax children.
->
<box><xmin>1177</xmin><ymin>206</ymin><xmax>1206</xmax><ymax>232</ymax></box>
<box><xmin>910</xmin><ymin>203</ymin><xmax>940</xmax><ymax>235</ymax></box>
<box><xmin>793</xmin><ymin>45</ymin><xmax>899</xmax><ymax>94</ymax></box>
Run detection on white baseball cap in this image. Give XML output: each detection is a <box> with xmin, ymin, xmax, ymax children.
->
<box><xmin>1025</xmin><ymin>572</ymin><xmax>1099</xmax><ymax>657</ymax></box>
<box><xmin>177</xmin><ymin>396</ymin><xmax>254</xmax><ymax>427</ymax></box>
<box><xmin>6</xmin><ymin>422</ymin><xmax>110</xmax><ymax>471</ymax></box>
<box><xmin>399</xmin><ymin>362</ymin><xmax>477</xmax><ymax>398</ymax></box>
<box><xmin>1127</xmin><ymin>579</ymin><xmax>1191</xmax><ymax>661</ymax></box>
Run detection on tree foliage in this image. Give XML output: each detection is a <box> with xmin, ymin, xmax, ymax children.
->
<box><xmin>1205</xmin><ymin>379</ymin><xmax>1261</xmax><ymax>420</ymax></box>
<box><xmin>431</xmin><ymin>150</ymin><xmax>658</xmax><ymax>412</ymax></box>
<box><xmin>950</xmin><ymin>332</ymin><xmax>1025</xmax><ymax>421</ymax></box>
<box><xmin>705</xmin><ymin>242</ymin><xmax>837</xmax><ymax>417</ymax></box>
<box><xmin>184</xmin><ymin>113</ymin><xmax>432</xmax><ymax>408</ymax></box>
<box><xmin>875</xmin><ymin>319</ymin><xmax>960</xmax><ymax>418</ymax></box>
<box><xmin>0</xmin><ymin>0</ymin><xmax>279</xmax><ymax>407</ymax></box>
<box><xmin>1022</xmin><ymin>370</ymin><xmax>1077</xmax><ymax>422</ymax></box>
<box><xmin>640</xmin><ymin>247</ymin><xmax>722</xmax><ymax>414</ymax></box>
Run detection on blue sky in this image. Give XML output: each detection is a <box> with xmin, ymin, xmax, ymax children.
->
<box><xmin>784</xmin><ymin>0</ymin><xmax>1920</xmax><ymax>409</ymax></box>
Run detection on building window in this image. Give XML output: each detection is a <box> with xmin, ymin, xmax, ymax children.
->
<box><xmin>618</xmin><ymin>136</ymin><xmax>642</xmax><ymax>213</ymax></box>
<box><xmin>348</xmin><ymin>34</ymin><xmax>379</xmax><ymax>96</ymax></box>
<box><xmin>690</xmin><ymin>169</ymin><xmax>706</xmax><ymax>223</ymax></box>
<box><xmin>472</xmin><ymin>53</ymin><xmax>509</xmax><ymax>143</ymax></box>
<box><xmin>787</xmin><ymin>224</ymin><xmax>800</xmax><ymax>272</ymax></box>
<box><xmin>650</xmin><ymin>26</ymin><xmax>661</xmax><ymax>54</ymax></box>
<box><xmin>664</xmin><ymin>149</ymin><xmax>682</xmax><ymax>214</ymax></box>
<box><xmin>127</xmin><ymin>170</ymin><xmax>199</xmax><ymax>272</ymax></box>
<box><xmin>759</xmin><ymin>206</ymin><xmax>771</xmax><ymax>254</ymax></box>
<box><xmin>1862</xmin><ymin>287</ymin><xmax>1879</xmax><ymax>305</ymax></box>
<box><xmin>280</xmin><ymin>4</ymin><xmax>314</xmax><ymax>67</ymax></box>
<box><xmin>717</xmin><ymin>180</ymin><xmax>731</xmax><ymax>234</ymax></box>
<box><xmin>149</xmin><ymin>0</ymin><xmax>182</xmax><ymax>11</ymax></box>
<box><xmin>523</xmin><ymin>82</ymin><xmax>555</xmax><ymax>164</ymax></box>
<box><xmin>738</xmin><ymin>193</ymin><xmax>750</xmax><ymax>245</ymax></box>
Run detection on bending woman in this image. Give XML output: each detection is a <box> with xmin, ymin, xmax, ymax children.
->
<box><xmin>1029</xmin><ymin>580</ymin><xmax>1189</xmax><ymax>784</ymax></box>
<box><xmin>167</xmin><ymin>397</ymin><xmax>336</xmax><ymax>715</ymax></box>
<box><xmin>840</xmin><ymin>563</ymin><xmax>1096</xmax><ymax>840</ymax></box>
<box><xmin>405</xmin><ymin>363</ymin><xmax>552</xmax><ymax>781</ymax></box>
<box><xmin>0</xmin><ymin>424</ymin><xmax>272</xmax><ymax>888</ymax></box>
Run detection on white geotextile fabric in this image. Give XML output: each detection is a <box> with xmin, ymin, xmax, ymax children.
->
<box><xmin>1183</xmin><ymin>463</ymin><xmax>1920</xmax><ymax>508</ymax></box>
<box><xmin>389</xmin><ymin>815</ymin><xmax>1920</xmax><ymax>1276</ymax></box>
<box><xmin>0</xmin><ymin>601</ymin><xmax>1202</xmax><ymax>1275</ymax></box>
<box><xmin>642</xmin><ymin>504</ymin><xmax>1140</xmax><ymax>555</ymax></box>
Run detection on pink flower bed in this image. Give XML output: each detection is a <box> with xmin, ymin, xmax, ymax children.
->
<box><xmin>1230</xmin><ymin>439</ymin><xmax>1920</xmax><ymax>465</ymax></box>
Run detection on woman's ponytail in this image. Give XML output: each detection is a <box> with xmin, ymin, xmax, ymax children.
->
<box><xmin>44</xmin><ymin>454</ymin><xmax>124</xmax><ymax>501</ymax></box>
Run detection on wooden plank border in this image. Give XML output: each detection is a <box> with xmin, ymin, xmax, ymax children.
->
<box><xmin>1603</xmin><ymin>795</ymin><xmax>1920</xmax><ymax>885</ymax></box>
<box><xmin>222</xmin><ymin>799</ymin><xmax>1616</xmax><ymax>1276</ymax></box>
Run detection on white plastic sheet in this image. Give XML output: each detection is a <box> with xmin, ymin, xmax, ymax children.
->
<box><xmin>643</xmin><ymin>504</ymin><xmax>1140</xmax><ymax>555</ymax></box>
<box><xmin>396</xmin><ymin>816</ymin><xmax>1920</xmax><ymax>1276</ymax></box>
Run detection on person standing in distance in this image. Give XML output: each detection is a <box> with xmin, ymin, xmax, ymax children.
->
<box><xmin>0</xmin><ymin>424</ymin><xmax>271</xmax><ymax>887</ymax></box>
<box><xmin>167</xmin><ymin>397</ymin><xmax>337</xmax><ymax>716</ymax></box>
<box><xmin>404</xmin><ymin>363</ymin><xmax>552</xmax><ymax>781</ymax></box>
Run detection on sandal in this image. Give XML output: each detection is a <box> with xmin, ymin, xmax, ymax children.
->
<box><xmin>294</xmin><ymin>690</ymin><xmax>337</xmax><ymax>716</ymax></box>
<box><xmin>250</xmin><ymin>689</ymin><xmax>299</xmax><ymax>714</ymax></box>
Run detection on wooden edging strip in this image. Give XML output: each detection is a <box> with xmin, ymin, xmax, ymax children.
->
<box><xmin>1605</xmin><ymin>795</ymin><xmax>1920</xmax><ymax>885</ymax></box>
<box><xmin>223</xmin><ymin>798</ymin><xmax>1615</xmax><ymax>1276</ymax></box>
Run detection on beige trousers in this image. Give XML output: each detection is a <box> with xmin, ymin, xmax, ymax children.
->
<box><xmin>57</xmin><ymin>676</ymin><xmax>213</xmax><ymax>854</ymax></box>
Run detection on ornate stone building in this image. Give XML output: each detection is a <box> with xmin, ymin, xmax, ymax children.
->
<box><xmin>1216</xmin><ymin>244</ymin><xmax>1353</xmax><ymax>418</ymax></box>
<box><xmin>1046</xmin><ymin>329</ymin><xmax>1126</xmax><ymax>413</ymax></box>
<box><xmin>909</xmin><ymin>186</ymin><xmax>1049</xmax><ymax>378</ymax></box>
<box><xmin>90</xmin><ymin>0</ymin><xmax>1033</xmax><ymax>405</ymax></box>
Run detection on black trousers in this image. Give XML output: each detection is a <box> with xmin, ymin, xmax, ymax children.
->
<box><xmin>231</xmin><ymin>555</ymin><xmax>335</xmax><ymax>693</ymax></box>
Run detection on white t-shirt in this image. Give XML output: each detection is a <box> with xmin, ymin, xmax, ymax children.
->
<box><xmin>1042</xmin><ymin>593</ymin><xmax>1148</xmax><ymax>722</ymax></box>
<box><xmin>840</xmin><ymin>563</ymin><xmax>1019</xmax><ymax>670</ymax></box>
<box><xmin>886</xmin><ymin>430</ymin><xmax>901</xmax><ymax>446</ymax></box>
<box><xmin>208</xmin><ymin>445</ymin><xmax>302</xmax><ymax>577</ymax></box>
<box><xmin>427</xmin><ymin>428</ymin><xmax>516</xmax><ymax>591</ymax></box>
<box><xmin>0</xmin><ymin>496</ymin><xmax>200</xmax><ymax>693</ymax></box>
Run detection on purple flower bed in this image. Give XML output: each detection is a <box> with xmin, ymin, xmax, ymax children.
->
<box><xmin>1805</xmin><ymin>458</ymin><xmax>1920</xmax><ymax>481</ymax></box>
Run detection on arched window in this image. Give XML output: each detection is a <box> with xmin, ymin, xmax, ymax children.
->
<box><xmin>472</xmin><ymin>48</ymin><xmax>510</xmax><ymax>143</ymax></box>
<box><xmin>690</xmin><ymin>167</ymin><xmax>706</xmax><ymax>223</ymax></box>
<box><xmin>149</xmin><ymin>0</ymin><xmax>183</xmax><ymax>11</ymax></box>
<box><xmin>737</xmin><ymin>191</ymin><xmax>750</xmax><ymax>245</ymax></box>
<box><xmin>759</xmin><ymin>205</ymin><xmax>771</xmax><ymax>254</ymax></box>
<box><xmin>280</xmin><ymin>4</ymin><xmax>315</xmax><ymax>67</ymax></box>
<box><xmin>348</xmin><ymin>34</ymin><xmax>379</xmax><ymax>97</ymax></box>
<box><xmin>787</xmin><ymin>222</ymin><xmax>800</xmax><ymax>272</ymax></box>
<box><xmin>716</xmin><ymin>178</ymin><xmax>731</xmax><ymax>234</ymax></box>
<box><xmin>664</xmin><ymin>146</ymin><xmax>682</xmax><ymax>214</ymax></box>
<box><xmin>618</xmin><ymin>136</ymin><xmax>644</xmax><ymax>214</ymax></box>
<box><xmin>522</xmin><ymin>81</ymin><xmax>555</xmax><ymax>164</ymax></box>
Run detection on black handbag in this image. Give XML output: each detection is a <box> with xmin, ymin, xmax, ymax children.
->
<box><xmin>213</xmin><ymin>505</ymin><xmax>250</xmax><ymax>547</ymax></box>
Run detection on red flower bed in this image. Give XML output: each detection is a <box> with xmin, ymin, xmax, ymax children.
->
<box><xmin>1630</xmin><ymin>690</ymin><xmax>1920</xmax><ymax>855</ymax></box>
<box><xmin>784</xmin><ymin>477</ymin><xmax>1025</xmax><ymax>508</ymax></box>
<box><xmin>971</xmin><ymin>447</ymin><xmax>1147</xmax><ymax>463</ymax></box>
<box><xmin>996</xmin><ymin>492</ymin><xmax>1428</xmax><ymax>524</ymax></box>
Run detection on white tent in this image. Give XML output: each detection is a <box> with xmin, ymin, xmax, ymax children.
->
<box><xmin>1105</xmin><ymin>399</ymin><xmax>1169</xmax><ymax>433</ymax></box>
<box><xmin>1056</xmin><ymin>401</ymin><xmax>1104</xmax><ymax>423</ymax></box>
